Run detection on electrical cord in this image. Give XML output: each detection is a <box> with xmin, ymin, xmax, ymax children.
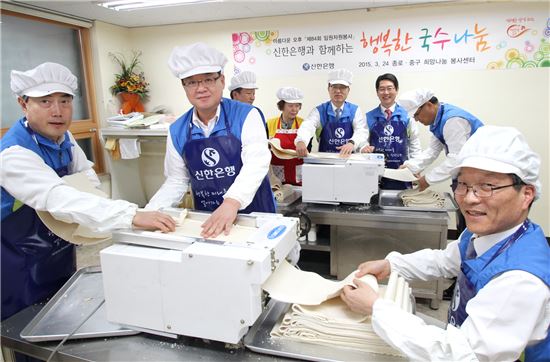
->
<box><xmin>46</xmin><ymin>299</ymin><xmax>105</xmax><ymax>362</ymax></box>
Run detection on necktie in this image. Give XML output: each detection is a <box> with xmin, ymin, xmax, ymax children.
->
<box><xmin>385</xmin><ymin>108</ymin><xmax>392</xmax><ymax>120</ymax></box>
<box><xmin>465</xmin><ymin>237</ymin><xmax>477</xmax><ymax>259</ymax></box>
<box><xmin>335</xmin><ymin>108</ymin><xmax>341</xmax><ymax>122</ymax></box>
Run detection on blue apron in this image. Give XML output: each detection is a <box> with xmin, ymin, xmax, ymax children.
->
<box><xmin>1</xmin><ymin>122</ymin><xmax>75</xmax><ymax>321</ymax></box>
<box><xmin>367</xmin><ymin>106</ymin><xmax>410</xmax><ymax>190</ymax></box>
<box><xmin>182</xmin><ymin>106</ymin><xmax>275</xmax><ymax>213</ymax></box>
<box><xmin>448</xmin><ymin>220</ymin><xmax>550</xmax><ymax>361</ymax></box>
<box><xmin>317</xmin><ymin>102</ymin><xmax>355</xmax><ymax>153</ymax></box>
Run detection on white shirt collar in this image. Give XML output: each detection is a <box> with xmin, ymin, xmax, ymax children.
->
<box><xmin>331</xmin><ymin>102</ymin><xmax>344</xmax><ymax>112</ymax></box>
<box><xmin>380</xmin><ymin>104</ymin><xmax>396</xmax><ymax>113</ymax></box>
<box><xmin>473</xmin><ymin>222</ymin><xmax>525</xmax><ymax>256</ymax></box>
<box><xmin>192</xmin><ymin>105</ymin><xmax>221</xmax><ymax>137</ymax></box>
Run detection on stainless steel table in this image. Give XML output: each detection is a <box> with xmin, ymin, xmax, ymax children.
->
<box><xmin>1</xmin><ymin>304</ymin><xmax>291</xmax><ymax>362</ymax></box>
<box><xmin>293</xmin><ymin>202</ymin><xmax>450</xmax><ymax>309</ymax></box>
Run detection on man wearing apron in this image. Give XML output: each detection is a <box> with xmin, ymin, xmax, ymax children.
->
<box><xmin>267</xmin><ymin>87</ymin><xmax>305</xmax><ymax>186</ymax></box>
<box><xmin>340</xmin><ymin>126</ymin><xmax>549</xmax><ymax>361</ymax></box>
<box><xmin>397</xmin><ymin>88</ymin><xmax>484</xmax><ymax>193</ymax></box>
<box><xmin>362</xmin><ymin>74</ymin><xmax>422</xmax><ymax>190</ymax></box>
<box><xmin>147</xmin><ymin>43</ymin><xmax>276</xmax><ymax>239</ymax></box>
<box><xmin>228</xmin><ymin>70</ymin><xmax>258</xmax><ymax>105</ymax></box>
<box><xmin>1</xmin><ymin>63</ymin><xmax>175</xmax><ymax>323</ymax></box>
<box><xmin>294</xmin><ymin>68</ymin><xmax>369</xmax><ymax>157</ymax></box>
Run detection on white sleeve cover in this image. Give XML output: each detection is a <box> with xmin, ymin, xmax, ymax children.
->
<box><xmin>1</xmin><ymin>145</ymin><xmax>136</xmax><ymax>232</ymax></box>
<box><xmin>295</xmin><ymin>107</ymin><xmax>321</xmax><ymax>145</ymax></box>
<box><xmin>425</xmin><ymin>117</ymin><xmax>471</xmax><ymax>185</ymax></box>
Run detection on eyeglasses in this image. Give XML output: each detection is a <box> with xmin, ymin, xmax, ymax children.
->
<box><xmin>454</xmin><ymin>182</ymin><xmax>520</xmax><ymax>198</ymax></box>
<box><xmin>377</xmin><ymin>87</ymin><xmax>396</xmax><ymax>93</ymax></box>
<box><xmin>183</xmin><ymin>74</ymin><xmax>221</xmax><ymax>90</ymax></box>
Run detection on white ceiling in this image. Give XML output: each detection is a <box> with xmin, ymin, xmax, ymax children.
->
<box><xmin>7</xmin><ymin>0</ymin><xmax>453</xmax><ymax>28</ymax></box>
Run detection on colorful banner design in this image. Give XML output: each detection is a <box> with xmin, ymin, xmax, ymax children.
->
<box><xmin>230</xmin><ymin>3</ymin><xmax>549</xmax><ymax>76</ymax></box>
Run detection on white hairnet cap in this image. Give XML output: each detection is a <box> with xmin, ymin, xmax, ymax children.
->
<box><xmin>228</xmin><ymin>71</ymin><xmax>257</xmax><ymax>91</ymax></box>
<box><xmin>397</xmin><ymin>88</ymin><xmax>434</xmax><ymax>113</ymax></box>
<box><xmin>11</xmin><ymin>62</ymin><xmax>77</xmax><ymax>97</ymax></box>
<box><xmin>328</xmin><ymin>68</ymin><xmax>353</xmax><ymax>86</ymax></box>
<box><xmin>276</xmin><ymin>87</ymin><xmax>303</xmax><ymax>103</ymax></box>
<box><xmin>168</xmin><ymin>42</ymin><xmax>227</xmax><ymax>79</ymax></box>
<box><xmin>452</xmin><ymin>126</ymin><xmax>541</xmax><ymax>199</ymax></box>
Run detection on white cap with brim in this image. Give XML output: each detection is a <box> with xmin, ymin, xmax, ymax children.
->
<box><xmin>168</xmin><ymin>42</ymin><xmax>228</xmax><ymax>80</ymax></box>
<box><xmin>328</xmin><ymin>68</ymin><xmax>353</xmax><ymax>87</ymax></box>
<box><xmin>397</xmin><ymin>88</ymin><xmax>434</xmax><ymax>113</ymax></box>
<box><xmin>451</xmin><ymin>125</ymin><xmax>541</xmax><ymax>199</ymax></box>
<box><xmin>11</xmin><ymin>62</ymin><xmax>77</xmax><ymax>97</ymax></box>
<box><xmin>228</xmin><ymin>71</ymin><xmax>258</xmax><ymax>91</ymax></box>
<box><xmin>277</xmin><ymin>87</ymin><xmax>303</xmax><ymax>103</ymax></box>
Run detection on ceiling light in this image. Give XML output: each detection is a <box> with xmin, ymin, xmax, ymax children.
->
<box><xmin>97</xmin><ymin>0</ymin><xmax>221</xmax><ymax>11</ymax></box>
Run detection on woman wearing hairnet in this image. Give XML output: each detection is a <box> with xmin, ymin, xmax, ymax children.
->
<box><xmin>267</xmin><ymin>87</ymin><xmax>306</xmax><ymax>186</ymax></box>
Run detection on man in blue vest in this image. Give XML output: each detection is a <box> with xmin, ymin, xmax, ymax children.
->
<box><xmin>228</xmin><ymin>70</ymin><xmax>258</xmax><ymax>105</ymax></box>
<box><xmin>1</xmin><ymin>62</ymin><xmax>176</xmax><ymax>322</ymax></box>
<box><xmin>294</xmin><ymin>68</ymin><xmax>368</xmax><ymax>157</ymax></box>
<box><xmin>397</xmin><ymin>88</ymin><xmax>484</xmax><ymax>192</ymax></box>
<box><xmin>362</xmin><ymin>73</ymin><xmax>422</xmax><ymax>189</ymax></box>
<box><xmin>341</xmin><ymin>126</ymin><xmax>549</xmax><ymax>361</ymax></box>
<box><xmin>146</xmin><ymin>43</ymin><xmax>276</xmax><ymax>239</ymax></box>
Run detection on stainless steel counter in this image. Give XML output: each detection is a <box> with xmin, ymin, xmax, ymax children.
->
<box><xmin>281</xmin><ymin>201</ymin><xmax>450</xmax><ymax>309</ymax></box>
<box><xmin>1</xmin><ymin>304</ymin><xmax>291</xmax><ymax>362</ymax></box>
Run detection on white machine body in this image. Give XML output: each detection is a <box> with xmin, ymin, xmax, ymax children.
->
<box><xmin>100</xmin><ymin>211</ymin><xmax>298</xmax><ymax>344</ymax></box>
<box><xmin>301</xmin><ymin>153</ymin><xmax>385</xmax><ymax>204</ymax></box>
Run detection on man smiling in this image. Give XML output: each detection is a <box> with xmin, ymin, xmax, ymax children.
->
<box><xmin>1</xmin><ymin>62</ymin><xmax>175</xmax><ymax>322</ymax></box>
<box><xmin>295</xmin><ymin>68</ymin><xmax>368</xmax><ymax>157</ymax></box>
<box><xmin>147</xmin><ymin>43</ymin><xmax>275</xmax><ymax>238</ymax></box>
<box><xmin>341</xmin><ymin>126</ymin><xmax>549</xmax><ymax>361</ymax></box>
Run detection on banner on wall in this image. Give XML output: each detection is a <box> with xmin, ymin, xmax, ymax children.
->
<box><xmin>230</xmin><ymin>3</ymin><xmax>549</xmax><ymax>76</ymax></box>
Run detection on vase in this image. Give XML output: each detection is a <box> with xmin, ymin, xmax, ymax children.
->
<box><xmin>118</xmin><ymin>92</ymin><xmax>145</xmax><ymax>114</ymax></box>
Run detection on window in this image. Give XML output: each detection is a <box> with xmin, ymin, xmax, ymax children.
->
<box><xmin>1</xmin><ymin>10</ymin><xmax>104</xmax><ymax>173</ymax></box>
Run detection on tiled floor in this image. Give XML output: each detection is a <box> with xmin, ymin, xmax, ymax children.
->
<box><xmin>77</xmin><ymin>242</ymin><xmax>451</xmax><ymax>323</ymax></box>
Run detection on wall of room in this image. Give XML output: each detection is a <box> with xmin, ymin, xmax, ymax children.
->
<box><xmin>90</xmin><ymin>1</ymin><xmax>549</xmax><ymax>234</ymax></box>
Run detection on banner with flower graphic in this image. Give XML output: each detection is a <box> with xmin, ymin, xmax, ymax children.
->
<box><xmin>231</xmin><ymin>2</ymin><xmax>549</xmax><ymax>76</ymax></box>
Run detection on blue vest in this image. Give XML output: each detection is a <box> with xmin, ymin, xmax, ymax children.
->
<box><xmin>449</xmin><ymin>221</ymin><xmax>550</xmax><ymax>361</ymax></box>
<box><xmin>429</xmin><ymin>104</ymin><xmax>483</xmax><ymax>154</ymax></box>
<box><xmin>170</xmin><ymin>98</ymin><xmax>275</xmax><ymax>213</ymax></box>
<box><xmin>317</xmin><ymin>101</ymin><xmax>358</xmax><ymax>152</ymax></box>
<box><xmin>1</xmin><ymin>118</ymin><xmax>76</xmax><ymax>320</ymax></box>
<box><xmin>367</xmin><ymin>105</ymin><xmax>410</xmax><ymax>190</ymax></box>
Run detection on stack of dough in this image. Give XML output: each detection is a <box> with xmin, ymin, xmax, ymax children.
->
<box><xmin>399</xmin><ymin>188</ymin><xmax>445</xmax><ymax>209</ymax></box>
<box><xmin>266</xmin><ymin>261</ymin><xmax>412</xmax><ymax>357</ymax></box>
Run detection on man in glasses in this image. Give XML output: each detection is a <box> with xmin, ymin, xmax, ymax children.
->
<box><xmin>295</xmin><ymin>68</ymin><xmax>368</xmax><ymax>157</ymax></box>
<box><xmin>147</xmin><ymin>43</ymin><xmax>275</xmax><ymax>238</ymax></box>
<box><xmin>1</xmin><ymin>62</ymin><xmax>175</xmax><ymax>322</ymax></box>
<box><xmin>396</xmin><ymin>88</ymin><xmax>484</xmax><ymax>193</ymax></box>
<box><xmin>340</xmin><ymin>126</ymin><xmax>549</xmax><ymax>361</ymax></box>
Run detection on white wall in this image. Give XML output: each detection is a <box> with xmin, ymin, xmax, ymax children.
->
<box><xmin>91</xmin><ymin>2</ymin><xmax>549</xmax><ymax>235</ymax></box>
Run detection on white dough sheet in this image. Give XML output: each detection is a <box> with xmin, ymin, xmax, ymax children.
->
<box><xmin>162</xmin><ymin>209</ymin><xmax>258</xmax><ymax>245</ymax></box>
<box><xmin>263</xmin><ymin>260</ymin><xmax>378</xmax><ymax>305</ymax></box>
<box><xmin>266</xmin><ymin>265</ymin><xmax>411</xmax><ymax>357</ymax></box>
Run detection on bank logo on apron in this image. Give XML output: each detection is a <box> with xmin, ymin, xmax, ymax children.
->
<box><xmin>384</xmin><ymin>124</ymin><xmax>394</xmax><ymax>136</ymax></box>
<box><xmin>201</xmin><ymin>147</ymin><xmax>220</xmax><ymax>167</ymax></box>
<box><xmin>335</xmin><ymin>127</ymin><xmax>345</xmax><ymax>138</ymax></box>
